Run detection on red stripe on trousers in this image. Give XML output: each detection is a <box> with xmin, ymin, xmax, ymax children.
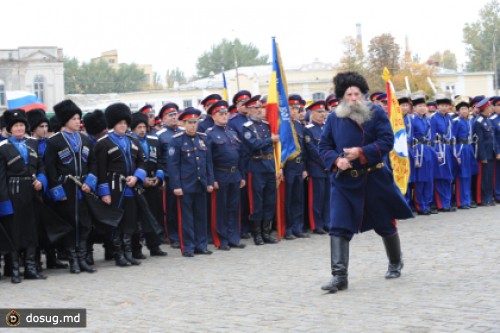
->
<box><xmin>455</xmin><ymin>177</ymin><xmax>462</xmax><ymax>207</ymax></box>
<box><xmin>308</xmin><ymin>178</ymin><xmax>316</xmax><ymax>230</ymax></box>
<box><xmin>247</xmin><ymin>172</ymin><xmax>254</xmax><ymax>214</ymax></box>
<box><xmin>177</xmin><ymin>197</ymin><xmax>185</xmax><ymax>254</ymax></box>
<box><xmin>210</xmin><ymin>190</ymin><xmax>220</xmax><ymax>248</ymax></box>
<box><xmin>476</xmin><ymin>162</ymin><xmax>482</xmax><ymax>205</ymax></box>
<box><xmin>434</xmin><ymin>181</ymin><xmax>443</xmax><ymax>209</ymax></box>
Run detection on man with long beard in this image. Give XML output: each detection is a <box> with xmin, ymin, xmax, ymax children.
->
<box><xmin>319</xmin><ymin>71</ymin><xmax>413</xmax><ymax>294</ymax></box>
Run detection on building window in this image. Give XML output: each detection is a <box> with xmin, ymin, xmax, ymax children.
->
<box><xmin>33</xmin><ymin>75</ymin><xmax>45</xmax><ymax>103</ymax></box>
<box><xmin>183</xmin><ymin>100</ymin><xmax>192</xmax><ymax>108</ymax></box>
<box><xmin>312</xmin><ymin>92</ymin><xmax>325</xmax><ymax>101</ymax></box>
<box><xmin>0</xmin><ymin>79</ymin><xmax>5</xmax><ymax>106</ymax></box>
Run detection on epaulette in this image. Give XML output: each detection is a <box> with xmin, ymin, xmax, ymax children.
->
<box><xmin>206</xmin><ymin>127</ymin><xmax>215</xmax><ymax>132</ymax></box>
<box><xmin>491</xmin><ymin>114</ymin><xmax>498</xmax><ymax>120</ymax></box>
<box><xmin>262</xmin><ymin>120</ymin><xmax>269</xmax><ymax>124</ymax></box>
<box><xmin>147</xmin><ymin>135</ymin><xmax>158</xmax><ymax>140</ymax></box>
<box><xmin>26</xmin><ymin>137</ymin><xmax>37</xmax><ymax>143</ymax></box>
<box><xmin>173</xmin><ymin>132</ymin><xmax>184</xmax><ymax>138</ymax></box>
<box><xmin>156</xmin><ymin>128</ymin><xmax>167</xmax><ymax>135</ymax></box>
<box><xmin>452</xmin><ymin>117</ymin><xmax>460</xmax><ymax>122</ymax></box>
<box><xmin>229</xmin><ymin>113</ymin><xmax>238</xmax><ymax>120</ymax></box>
<box><xmin>305</xmin><ymin>123</ymin><xmax>315</xmax><ymax>129</ymax></box>
<box><xmin>477</xmin><ymin>117</ymin><xmax>484</xmax><ymax>123</ymax></box>
<box><xmin>243</xmin><ymin>120</ymin><xmax>253</xmax><ymax>127</ymax></box>
<box><xmin>0</xmin><ymin>140</ymin><xmax>8</xmax><ymax>147</ymax></box>
<box><xmin>196</xmin><ymin>132</ymin><xmax>207</xmax><ymax>136</ymax></box>
<box><xmin>97</xmin><ymin>134</ymin><xmax>109</xmax><ymax>142</ymax></box>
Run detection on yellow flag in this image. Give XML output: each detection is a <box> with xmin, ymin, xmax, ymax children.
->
<box><xmin>382</xmin><ymin>67</ymin><xmax>410</xmax><ymax>194</ymax></box>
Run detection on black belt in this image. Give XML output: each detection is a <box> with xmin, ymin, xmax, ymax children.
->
<box><xmin>437</xmin><ymin>140</ymin><xmax>451</xmax><ymax>145</ymax></box>
<box><xmin>252</xmin><ymin>154</ymin><xmax>273</xmax><ymax>160</ymax></box>
<box><xmin>341</xmin><ymin>162</ymin><xmax>384</xmax><ymax>178</ymax></box>
<box><xmin>457</xmin><ymin>139</ymin><xmax>469</xmax><ymax>144</ymax></box>
<box><xmin>216</xmin><ymin>166</ymin><xmax>238</xmax><ymax>173</ymax></box>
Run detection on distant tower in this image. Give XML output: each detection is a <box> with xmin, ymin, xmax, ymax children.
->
<box><xmin>356</xmin><ymin>23</ymin><xmax>362</xmax><ymax>48</ymax></box>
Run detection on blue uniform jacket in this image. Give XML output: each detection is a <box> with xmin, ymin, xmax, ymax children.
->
<box><xmin>409</xmin><ymin>114</ymin><xmax>436</xmax><ymax>182</ymax></box>
<box><xmin>197</xmin><ymin>115</ymin><xmax>214</xmax><ymax>133</ymax></box>
<box><xmin>303</xmin><ymin>122</ymin><xmax>329</xmax><ymax>178</ymax></box>
<box><xmin>452</xmin><ymin>117</ymin><xmax>478</xmax><ymax>178</ymax></box>
<box><xmin>430</xmin><ymin>112</ymin><xmax>454</xmax><ymax>180</ymax></box>
<box><xmin>474</xmin><ymin>115</ymin><xmax>496</xmax><ymax>161</ymax></box>
<box><xmin>157</xmin><ymin>126</ymin><xmax>183</xmax><ymax>178</ymax></box>
<box><xmin>228</xmin><ymin>113</ymin><xmax>251</xmax><ymax>173</ymax></box>
<box><xmin>318</xmin><ymin>105</ymin><xmax>413</xmax><ymax>234</ymax></box>
<box><xmin>168</xmin><ymin>132</ymin><xmax>214</xmax><ymax>193</ymax></box>
<box><xmin>206</xmin><ymin>125</ymin><xmax>244</xmax><ymax>183</ymax></box>
<box><xmin>283</xmin><ymin>120</ymin><xmax>306</xmax><ymax>179</ymax></box>
<box><xmin>490</xmin><ymin>113</ymin><xmax>500</xmax><ymax>153</ymax></box>
<box><xmin>242</xmin><ymin>119</ymin><xmax>275</xmax><ymax>174</ymax></box>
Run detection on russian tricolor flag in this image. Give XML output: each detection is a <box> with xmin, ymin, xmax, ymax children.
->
<box><xmin>6</xmin><ymin>91</ymin><xmax>46</xmax><ymax>111</ymax></box>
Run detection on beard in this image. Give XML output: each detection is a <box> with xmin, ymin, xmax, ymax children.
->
<box><xmin>335</xmin><ymin>100</ymin><xmax>372</xmax><ymax>124</ymax></box>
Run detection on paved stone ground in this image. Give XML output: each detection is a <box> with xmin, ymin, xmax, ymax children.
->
<box><xmin>2</xmin><ymin>205</ymin><xmax>499</xmax><ymax>332</ymax></box>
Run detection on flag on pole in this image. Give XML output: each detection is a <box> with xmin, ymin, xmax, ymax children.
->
<box><xmin>382</xmin><ymin>67</ymin><xmax>410</xmax><ymax>194</ymax></box>
<box><xmin>222</xmin><ymin>72</ymin><xmax>228</xmax><ymax>102</ymax></box>
<box><xmin>266</xmin><ymin>37</ymin><xmax>300</xmax><ymax>173</ymax></box>
<box><xmin>7</xmin><ymin>91</ymin><xmax>46</xmax><ymax>111</ymax></box>
<box><xmin>266</xmin><ymin>37</ymin><xmax>300</xmax><ymax>238</ymax></box>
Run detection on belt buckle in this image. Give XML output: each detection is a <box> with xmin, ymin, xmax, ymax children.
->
<box><xmin>230</xmin><ymin>166</ymin><xmax>237</xmax><ymax>172</ymax></box>
<box><xmin>350</xmin><ymin>170</ymin><xmax>359</xmax><ymax>178</ymax></box>
<box><xmin>295</xmin><ymin>157</ymin><xmax>302</xmax><ymax>163</ymax></box>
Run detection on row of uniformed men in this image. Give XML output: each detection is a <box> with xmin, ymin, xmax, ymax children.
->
<box><xmin>0</xmin><ymin>90</ymin><xmax>338</xmax><ymax>283</ymax></box>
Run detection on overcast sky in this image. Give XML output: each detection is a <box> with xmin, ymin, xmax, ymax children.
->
<box><xmin>2</xmin><ymin>0</ymin><xmax>492</xmax><ymax>77</ymax></box>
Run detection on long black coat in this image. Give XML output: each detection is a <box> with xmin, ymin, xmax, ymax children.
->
<box><xmin>0</xmin><ymin>137</ymin><xmax>46</xmax><ymax>249</ymax></box>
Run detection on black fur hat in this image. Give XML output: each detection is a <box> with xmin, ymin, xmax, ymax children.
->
<box><xmin>4</xmin><ymin>109</ymin><xmax>29</xmax><ymax>133</ymax></box>
<box><xmin>0</xmin><ymin>115</ymin><xmax>5</xmax><ymax>129</ymax></box>
<box><xmin>83</xmin><ymin>110</ymin><xmax>107</xmax><ymax>135</ymax></box>
<box><xmin>333</xmin><ymin>71</ymin><xmax>370</xmax><ymax>100</ymax></box>
<box><xmin>53</xmin><ymin>99</ymin><xmax>82</xmax><ymax>126</ymax></box>
<box><xmin>130</xmin><ymin>112</ymin><xmax>148</xmax><ymax>130</ymax></box>
<box><xmin>49</xmin><ymin>116</ymin><xmax>62</xmax><ymax>133</ymax></box>
<box><xmin>27</xmin><ymin>108</ymin><xmax>49</xmax><ymax>131</ymax></box>
<box><xmin>105</xmin><ymin>103</ymin><xmax>131</xmax><ymax>129</ymax></box>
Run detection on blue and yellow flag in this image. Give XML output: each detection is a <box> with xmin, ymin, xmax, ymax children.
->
<box><xmin>266</xmin><ymin>38</ymin><xmax>300</xmax><ymax>170</ymax></box>
<box><xmin>222</xmin><ymin>72</ymin><xmax>228</xmax><ymax>102</ymax></box>
<box><xmin>382</xmin><ymin>67</ymin><xmax>410</xmax><ymax>194</ymax></box>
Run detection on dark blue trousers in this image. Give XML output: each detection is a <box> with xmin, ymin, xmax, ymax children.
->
<box><xmin>178</xmin><ymin>192</ymin><xmax>208</xmax><ymax>254</ymax></box>
<box><xmin>285</xmin><ymin>174</ymin><xmax>305</xmax><ymax>235</ymax></box>
<box><xmin>214</xmin><ymin>182</ymin><xmax>241</xmax><ymax>246</ymax></box>
<box><xmin>248</xmin><ymin>172</ymin><xmax>276</xmax><ymax>222</ymax></box>
<box><xmin>308</xmin><ymin>177</ymin><xmax>330</xmax><ymax>231</ymax></box>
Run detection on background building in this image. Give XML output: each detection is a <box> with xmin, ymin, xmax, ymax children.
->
<box><xmin>0</xmin><ymin>46</ymin><xmax>65</xmax><ymax>112</ymax></box>
<box><xmin>92</xmin><ymin>50</ymin><xmax>154</xmax><ymax>87</ymax></box>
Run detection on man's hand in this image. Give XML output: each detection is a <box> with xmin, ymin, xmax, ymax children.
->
<box><xmin>126</xmin><ymin>176</ymin><xmax>138</xmax><ymax>188</ymax></box>
<box><xmin>240</xmin><ymin>179</ymin><xmax>246</xmax><ymax>188</ymax></box>
<box><xmin>343</xmin><ymin>147</ymin><xmax>361</xmax><ymax>161</ymax></box>
<box><xmin>456</xmin><ymin>157</ymin><xmax>462</xmax><ymax>165</ymax></box>
<box><xmin>102</xmin><ymin>195</ymin><xmax>111</xmax><ymax>205</ymax></box>
<box><xmin>336</xmin><ymin>157</ymin><xmax>352</xmax><ymax>171</ymax></box>
<box><xmin>481</xmin><ymin>160</ymin><xmax>487</xmax><ymax>164</ymax></box>
<box><xmin>302</xmin><ymin>170</ymin><xmax>308</xmax><ymax>179</ymax></box>
<box><xmin>173</xmin><ymin>188</ymin><xmax>183</xmax><ymax>196</ymax></box>
<box><xmin>271</xmin><ymin>134</ymin><xmax>280</xmax><ymax>143</ymax></box>
<box><xmin>81</xmin><ymin>183</ymin><xmax>91</xmax><ymax>193</ymax></box>
<box><xmin>33</xmin><ymin>180</ymin><xmax>43</xmax><ymax>191</ymax></box>
<box><xmin>213</xmin><ymin>181</ymin><xmax>219</xmax><ymax>190</ymax></box>
<box><xmin>207</xmin><ymin>185</ymin><xmax>214</xmax><ymax>193</ymax></box>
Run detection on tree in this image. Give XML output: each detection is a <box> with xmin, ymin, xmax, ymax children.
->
<box><xmin>113</xmin><ymin>63</ymin><xmax>147</xmax><ymax>93</ymax></box>
<box><xmin>392</xmin><ymin>62</ymin><xmax>437</xmax><ymax>98</ymax></box>
<box><xmin>166</xmin><ymin>68</ymin><xmax>187</xmax><ymax>88</ymax></box>
<box><xmin>463</xmin><ymin>0</ymin><xmax>500</xmax><ymax>72</ymax></box>
<box><xmin>366</xmin><ymin>33</ymin><xmax>401</xmax><ymax>91</ymax></box>
<box><xmin>337</xmin><ymin>36</ymin><xmax>366</xmax><ymax>75</ymax></box>
<box><xmin>195</xmin><ymin>38</ymin><xmax>268</xmax><ymax>78</ymax></box>
<box><xmin>64</xmin><ymin>57</ymin><xmax>80</xmax><ymax>94</ymax></box>
<box><xmin>427</xmin><ymin>50</ymin><xmax>457</xmax><ymax>70</ymax></box>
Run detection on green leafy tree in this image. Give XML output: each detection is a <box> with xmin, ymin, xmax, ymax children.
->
<box><xmin>337</xmin><ymin>36</ymin><xmax>366</xmax><ymax>75</ymax></box>
<box><xmin>166</xmin><ymin>67</ymin><xmax>187</xmax><ymax>88</ymax></box>
<box><xmin>63</xmin><ymin>57</ymin><xmax>80</xmax><ymax>94</ymax></box>
<box><xmin>195</xmin><ymin>38</ymin><xmax>268</xmax><ymax>78</ymax></box>
<box><xmin>463</xmin><ymin>0</ymin><xmax>500</xmax><ymax>72</ymax></box>
<box><xmin>366</xmin><ymin>33</ymin><xmax>401</xmax><ymax>92</ymax></box>
<box><xmin>428</xmin><ymin>50</ymin><xmax>457</xmax><ymax>70</ymax></box>
<box><xmin>113</xmin><ymin>63</ymin><xmax>146</xmax><ymax>93</ymax></box>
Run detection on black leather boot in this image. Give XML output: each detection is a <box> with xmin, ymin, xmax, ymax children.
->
<box><xmin>3</xmin><ymin>252</ymin><xmax>12</xmax><ymax>277</ymax></box>
<box><xmin>113</xmin><ymin>234</ymin><xmax>131</xmax><ymax>267</ymax></box>
<box><xmin>251</xmin><ymin>221</ymin><xmax>264</xmax><ymax>245</ymax></box>
<box><xmin>78</xmin><ymin>242</ymin><xmax>96</xmax><ymax>273</ymax></box>
<box><xmin>68</xmin><ymin>248</ymin><xmax>80</xmax><ymax>274</ymax></box>
<box><xmin>36</xmin><ymin>249</ymin><xmax>43</xmax><ymax>273</ymax></box>
<box><xmin>11</xmin><ymin>252</ymin><xmax>21</xmax><ymax>284</ymax></box>
<box><xmin>46</xmin><ymin>248</ymin><xmax>68</xmax><ymax>269</ymax></box>
<box><xmin>86</xmin><ymin>243</ymin><xmax>94</xmax><ymax>266</ymax></box>
<box><xmin>262</xmin><ymin>220</ymin><xmax>277</xmax><ymax>244</ymax></box>
<box><xmin>321</xmin><ymin>236</ymin><xmax>349</xmax><ymax>293</ymax></box>
<box><xmin>24</xmin><ymin>247</ymin><xmax>47</xmax><ymax>279</ymax></box>
<box><xmin>383</xmin><ymin>233</ymin><xmax>403</xmax><ymax>279</ymax></box>
<box><xmin>122</xmin><ymin>234</ymin><xmax>141</xmax><ymax>265</ymax></box>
